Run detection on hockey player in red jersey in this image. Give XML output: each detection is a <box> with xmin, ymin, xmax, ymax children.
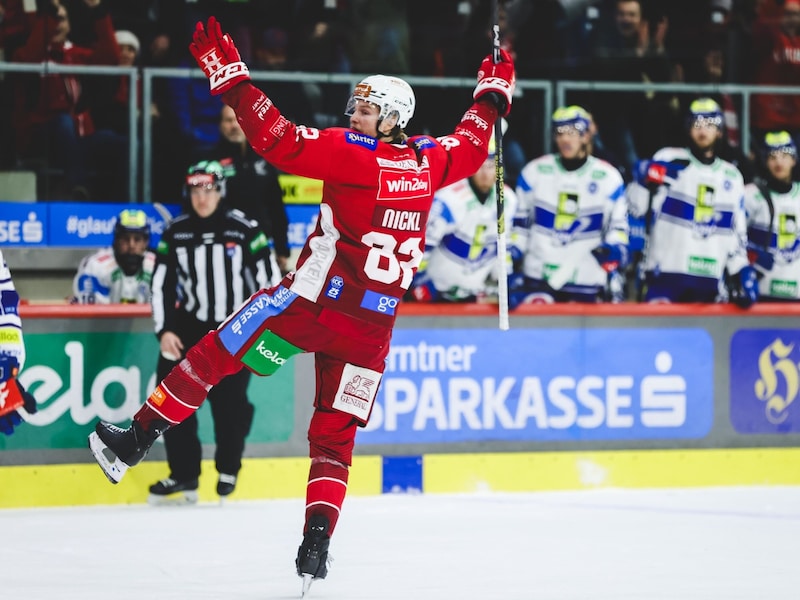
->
<box><xmin>88</xmin><ymin>15</ymin><xmax>515</xmax><ymax>595</ymax></box>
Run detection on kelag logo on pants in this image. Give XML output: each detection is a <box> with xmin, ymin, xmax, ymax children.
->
<box><xmin>357</xmin><ymin>328</ymin><xmax>714</xmax><ymax>444</ymax></box>
<box><xmin>730</xmin><ymin>329</ymin><xmax>800</xmax><ymax>434</ymax></box>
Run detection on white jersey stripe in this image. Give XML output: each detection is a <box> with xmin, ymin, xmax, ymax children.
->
<box><xmin>291</xmin><ymin>204</ymin><xmax>340</xmax><ymax>301</ymax></box>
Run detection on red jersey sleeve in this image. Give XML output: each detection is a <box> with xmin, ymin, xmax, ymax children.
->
<box><xmin>223</xmin><ymin>83</ymin><xmax>498</xmax><ymax>191</ymax></box>
<box><xmin>410</xmin><ymin>100</ymin><xmax>498</xmax><ymax>191</ymax></box>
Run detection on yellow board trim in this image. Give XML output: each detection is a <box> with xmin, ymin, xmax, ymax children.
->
<box><xmin>424</xmin><ymin>448</ymin><xmax>800</xmax><ymax>492</ymax></box>
<box><xmin>0</xmin><ymin>456</ymin><xmax>382</xmax><ymax>509</ymax></box>
<box><xmin>1</xmin><ymin>449</ymin><xmax>798</xmax><ymax>509</ymax></box>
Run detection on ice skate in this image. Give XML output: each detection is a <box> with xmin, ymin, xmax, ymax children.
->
<box><xmin>217</xmin><ymin>473</ymin><xmax>237</xmax><ymax>499</ymax></box>
<box><xmin>296</xmin><ymin>515</ymin><xmax>331</xmax><ymax>597</ymax></box>
<box><xmin>147</xmin><ymin>477</ymin><xmax>199</xmax><ymax>505</ymax></box>
<box><xmin>88</xmin><ymin>419</ymin><xmax>167</xmax><ymax>484</ymax></box>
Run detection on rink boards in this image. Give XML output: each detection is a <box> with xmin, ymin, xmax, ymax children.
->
<box><xmin>1</xmin><ymin>303</ymin><xmax>800</xmax><ymax>508</ymax></box>
<box><xmin>2</xmin><ymin>447</ymin><xmax>800</xmax><ymax>508</ymax></box>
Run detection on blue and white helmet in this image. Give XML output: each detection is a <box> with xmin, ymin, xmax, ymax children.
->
<box><xmin>761</xmin><ymin>130</ymin><xmax>797</xmax><ymax>158</ymax></box>
<box><xmin>551</xmin><ymin>105</ymin><xmax>591</xmax><ymax>135</ymax></box>
<box><xmin>114</xmin><ymin>208</ymin><xmax>150</xmax><ymax>240</ymax></box>
<box><xmin>686</xmin><ymin>98</ymin><xmax>723</xmax><ymax>130</ymax></box>
<box><xmin>344</xmin><ymin>75</ymin><xmax>416</xmax><ymax>129</ymax></box>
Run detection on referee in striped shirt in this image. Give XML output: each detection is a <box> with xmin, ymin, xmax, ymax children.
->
<box><xmin>148</xmin><ymin>160</ymin><xmax>280</xmax><ymax>503</ymax></box>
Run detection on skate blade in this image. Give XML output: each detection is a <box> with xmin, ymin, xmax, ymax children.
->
<box><xmin>300</xmin><ymin>574</ymin><xmax>314</xmax><ymax>597</ymax></box>
<box><xmin>88</xmin><ymin>431</ymin><xmax>128</xmax><ymax>484</ymax></box>
<box><xmin>147</xmin><ymin>490</ymin><xmax>198</xmax><ymax>506</ymax></box>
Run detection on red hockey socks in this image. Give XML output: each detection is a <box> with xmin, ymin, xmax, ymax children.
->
<box><xmin>136</xmin><ymin>331</ymin><xmax>242</xmax><ymax>430</ymax></box>
<box><xmin>305</xmin><ymin>456</ymin><xmax>350</xmax><ymax>536</ymax></box>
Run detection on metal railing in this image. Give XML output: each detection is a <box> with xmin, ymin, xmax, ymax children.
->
<box><xmin>0</xmin><ymin>62</ymin><xmax>139</xmax><ymax>201</ymax></box>
<box><xmin>0</xmin><ymin>62</ymin><xmax>551</xmax><ymax>202</ymax></box>
<box><xmin>140</xmin><ymin>68</ymin><xmax>552</xmax><ymax>202</ymax></box>
<box><xmin>1</xmin><ymin>60</ymin><xmax>798</xmax><ymax>202</ymax></box>
<box><xmin>555</xmin><ymin>80</ymin><xmax>800</xmax><ymax>156</ymax></box>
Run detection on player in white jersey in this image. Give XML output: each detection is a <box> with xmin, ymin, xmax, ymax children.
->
<box><xmin>0</xmin><ymin>250</ymin><xmax>37</xmax><ymax>435</ymax></box>
<box><xmin>744</xmin><ymin>131</ymin><xmax>800</xmax><ymax>301</ymax></box>
<box><xmin>509</xmin><ymin>105</ymin><xmax>629</xmax><ymax>305</ymax></box>
<box><xmin>627</xmin><ymin>98</ymin><xmax>757</xmax><ymax>305</ymax></box>
<box><xmin>72</xmin><ymin>209</ymin><xmax>156</xmax><ymax>304</ymax></box>
<box><xmin>409</xmin><ymin>136</ymin><xmax>518</xmax><ymax>302</ymax></box>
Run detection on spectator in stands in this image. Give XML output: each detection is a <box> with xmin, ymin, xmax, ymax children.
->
<box><xmin>206</xmin><ymin>104</ymin><xmax>291</xmax><ymax>275</ymax></box>
<box><xmin>626</xmin><ymin>98</ymin><xmax>757</xmax><ymax>306</ymax></box>
<box><xmin>345</xmin><ymin>0</ymin><xmax>411</xmax><ymax>74</ymax></box>
<box><xmin>0</xmin><ymin>249</ymin><xmax>38</xmax><ymax>436</ymax></box>
<box><xmin>408</xmin><ymin>133</ymin><xmax>517</xmax><ymax>303</ymax></box>
<box><xmin>165</xmin><ymin>57</ymin><xmax>224</xmax><ymax>158</ymax></box>
<box><xmin>581</xmin><ymin>0</ymin><xmax>675</xmax><ymax>174</ymax></box>
<box><xmin>0</xmin><ymin>0</ymin><xmax>34</xmax><ymax>168</ymax></box>
<box><xmin>0</xmin><ymin>0</ymin><xmax>32</xmax><ymax>58</ymax></box>
<box><xmin>140</xmin><ymin>25</ymin><xmax>187</xmax><ymax>203</ymax></box>
<box><xmin>744</xmin><ymin>131</ymin><xmax>800</xmax><ymax>301</ymax></box>
<box><xmin>11</xmin><ymin>0</ymin><xmax>119</xmax><ymax>200</ymax></box>
<box><xmin>503</xmin><ymin>0</ymin><xmax>569</xmax><ymax>81</ymax></box>
<box><xmin>751</xmin><ymin>0</ymin><xmax>800</xmax><ymax>167</ymax></box>
<box><xmin>71</xmin><ymin>208</ymin><xmax>155</xmax><ymax>304</ymax></box>
<box><xmin>82</xmin><ymin>28</ymin><xmax>141</xmax><ymax>201</ymax></box>
<box><xmin>407</xmin><ymin>0</ymin><xmax>475</xmax><ymax>77</ymax></box>
<box><xmin>100</xmin><ymin>0</ymin><xmax>163</xmax><ymax>47</ymax></box>
<box><xmin>288</xmin><ymin>0</ymin><xmax>351</xmax><ymax>126</ymax></box>
<box><xmin>509</xmin><ymin>105</ymin><xmax>629</xmax><ymax>306</ymax></box>
<box><xmin>250</xmin><ymin>25</ymin><xmax>316</xmax><ymax>126</ymax></box>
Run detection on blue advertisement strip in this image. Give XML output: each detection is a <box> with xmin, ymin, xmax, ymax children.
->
<box><xmin>382</xmin><ymin>456</ymin><xmax>423</xmax><ymax>493</ymax></box>
<box><xmin>286</xmin><ymin>205</ymin><xmax>319</xmax><ymax>249</ymax></box>
<box><xmin>48</xmin><ymin>202</ymin><xmax>179</xmax><ymax>247</ymax></box>
<box><xmin>1</xmin><ymin>201</ymin><xmax>312</xmax><ymax>249</ymax></box>
<box><xmin>730</xmin><ymin>329</ymin><xmax>800</xmax><ymax>434</ymax></box>
<box><xmin>358</xmin><ymin>328</ymin><xmax>714</xmax><ymax>444</ymax></box>
<box><xmin>0</xmin><ymin>202</ymin><xmax>181</xmax><ymax>247</ymax></box>
<box><xmin>0</xmin><ymin>204</ymin><xmax>49</xmax><ymax>246</ymax></box>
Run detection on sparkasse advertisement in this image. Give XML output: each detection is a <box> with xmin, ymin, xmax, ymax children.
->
<box><xmin>358</xmin><ymin>328</ymin><xmax>714</xmax><ymax>444</ymax></box>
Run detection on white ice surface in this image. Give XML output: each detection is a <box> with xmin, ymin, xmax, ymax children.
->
<box><xmin>2</xmin><ymin>487</ymin><xmax>799</xmax><ymax>600</ymax></box>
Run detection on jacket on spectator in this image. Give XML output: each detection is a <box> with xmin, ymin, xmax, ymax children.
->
<box><xmin>12</xmin><ymin>7</ymin><xmax>119</xmax><ymax>147</ymax></box>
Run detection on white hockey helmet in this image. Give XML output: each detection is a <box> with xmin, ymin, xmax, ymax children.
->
<box><xmin>344</xmin><ymin>75</ymin><xmax>416</xmax><ymax>129</ymax></box>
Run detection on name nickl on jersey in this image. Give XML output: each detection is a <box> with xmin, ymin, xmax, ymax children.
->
<box><xmin>378</xmin><ymin>170</ymin><xmax>431</xmax><ymax>200</ymax></box>
<box><xmin>373</xmin><ymin>206</ymin><xmax>423</xmax><ymax>231</ymax></box>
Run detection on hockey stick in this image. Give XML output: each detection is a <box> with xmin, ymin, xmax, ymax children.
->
<box><xmin>492</xmin><ymin>0</ymin><xmax>510</xmax><ymax>331</ymax></box>
<box><xmin>152</xmin><ymin>202</ymin><xmax>175</xmax><ymax>225</ymax></box>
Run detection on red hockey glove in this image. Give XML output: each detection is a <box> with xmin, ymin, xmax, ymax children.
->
<box><xmin>0</xmin><ymin>356</ymin><xmax>37</xmax><ymax>436</ymax></box>
<box><xmin>474</xmin><ymin>48</ymin><xmax>515</xmax><ymax>117</ymax></box>
<box><xmin>189</xmin><ymin>16</ymin><xmax>250</xmax><ymax>96</ymax></box>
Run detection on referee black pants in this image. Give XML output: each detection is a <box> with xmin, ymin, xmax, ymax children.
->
<box><xmin>156</xmin><ymin>331</ymin><xmax>255</xmax><ymax>483</ymax></box>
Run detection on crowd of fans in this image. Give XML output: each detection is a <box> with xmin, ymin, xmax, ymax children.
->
<box><xmin>0</xmin><ymin>0</ymin><xmax>797</xmax><ymax>202</ymax></box>
<box><xmin>0</xmin><ymin>0</ymin><xmax>799</xmax><ymax>307</ymax></box>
